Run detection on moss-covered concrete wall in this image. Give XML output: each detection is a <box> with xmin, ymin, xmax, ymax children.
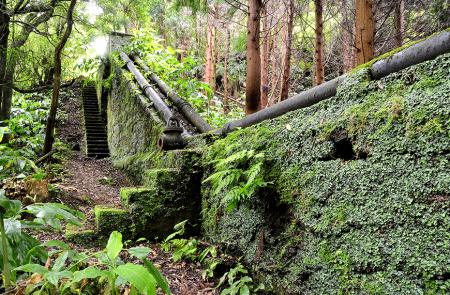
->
<box><xmin>107</xmin><ymin>62</ymin><xmax>164</xmax><ymax>181</ymax></box>
<box><xmin>201</xmin><ymin>54</ymin><xmax>450</xmax><ymax>294</ymax></box>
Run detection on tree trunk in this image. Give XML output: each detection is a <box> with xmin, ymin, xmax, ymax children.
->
<box><xmin>394</xmin><ymin>0</ymin><xmax>404</xmax><ymax>48</ymax></box>
<box><xmin>0</xmin><ymin>0</ymin><xmax>10</xmax><ymax>123</ymax></box>
<box><xmin>0</xmin><ymin>66</ymin><xmax>14</xmax><ymax>143</ymax></box>
<box><xmin>279</xmin><ymin>0</ymin><xmax>294</xmax><ymax>101</ymax></box>
<box><xmin>268</xmin><ymin>20</ymin><xmax>279</xmax><ymax>106</ymax></box>
<box><xmin>204</xmin><ymin>7</ymin><xmax>216</xmax><ymax>91</ymax></box>
<box><xmin>245</xmin><ymin>0</ymin><xmax>263</xmax><ymax>115</ymax></box>
<box><xmin>314</xmin><ymin>0</ymin><xmax>325</xmax><ymax>85</ymax></box>
<box><xmin>43</xmin><ymin>0</ymin><xmax>77</xmax><ymax>155</ymax></box>
<box><xmin>260</xmin><ymin>6</ymin><xmax>269</xmax><ymax>109</ymax></box>
<box><xmin>355</xmin><ymin>0</ymin><xmax>375</xmax><ymax>65</ymax></box>
<box><xmin>223</xmin><ymin>28</ymin><xmax>230</xmax><ymax>114</ymax></box>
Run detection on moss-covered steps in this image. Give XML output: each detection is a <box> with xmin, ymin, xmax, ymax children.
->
<box><xmin>66</xmin><ymin>149</ymin><xmax>203</xmax><ymax>245</ymax></box>
<box><xmin>66</xmin><ymin>206</ymin><xmax>132</xmax><ymax>246</ymax></box>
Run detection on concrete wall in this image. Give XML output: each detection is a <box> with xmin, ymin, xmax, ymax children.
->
<box><xmin>200</xmin><ymin>53</ymin><xmax>450</xmax><ymax>294</ymax></box>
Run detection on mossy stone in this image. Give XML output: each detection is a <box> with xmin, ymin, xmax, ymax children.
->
<box><xmin>94</xmin><ymin>206</ymin><xmax>133</xmax><ymax>239</ymax></box>
<box><xmin>65</xmin><ymin>224</ymin><xmax>97</xmax><ymax>247</ymax></box>
<box><xmin>200</xmin><ymin>53</ymin><xmax>450</xmax><ymax>294</ymax></box>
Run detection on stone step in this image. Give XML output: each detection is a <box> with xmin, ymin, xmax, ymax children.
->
<box><xmin>87</xmin><ymin>135</ymin><xmax>107</xmax><ymax>139</ymax></box>
<box><xmin>87</xmin><ymin>148</ymin><xmax>109</xmax><ymax>153</ymax></box>
<box><xmin>94</xmin><ymin>206</ymin><xmax>133</xmax><ymax>239</ymax></box>
<box><xmin>83</xmin><ymin>86</ymin><xmax>109</xmax><ymax>159</ymax></box>
<box><xmin>84</xmin><ymin>120</ymin><xmax>104</xmax><ymax>125</ymax></box>
<box><xmin>85</xmin><ymin>123</ymin><xmax>106</xmax><ymax>128</ymax></box>
<box><xmin>86</xmin><ymin>135</ymin><xmax>107</xmax><ymax>139</ymax></box>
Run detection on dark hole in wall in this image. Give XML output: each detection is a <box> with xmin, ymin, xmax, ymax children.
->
<box><xmin>334</xmin><ymin>136</ymin><xmax>356</xmax><ymax>160</ymax></box>
<box><xmin>321</xmin><ymin>129</ymin><xmax>369</xmax><ymax>161</ymax></box>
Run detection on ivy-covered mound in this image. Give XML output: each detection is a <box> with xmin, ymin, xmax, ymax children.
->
<box><xmin>201</xmin><ymin>53</ymin><xmax>450</xmax><ymax>294</ymax></box>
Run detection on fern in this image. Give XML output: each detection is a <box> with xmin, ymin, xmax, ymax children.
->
<box><xmin>203</xmin><ymin>150</ymin><xmax>269</xmax><ymax>212</ymax></box>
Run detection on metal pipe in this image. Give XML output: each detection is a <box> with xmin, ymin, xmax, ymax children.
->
<box><xmin>216</xmin><ymin>75</ymin><xmax>346</xmax><ymax>135</ymax></box>
<box><xmin>120</xmin><ymin>52</ymin><xmax>173</xmax><ymax>124</ymax></box>
<box><xmin>120</xmin><ymin>52</ymin><xmax>186</xmax><ymax>150</ymax></box>
<box><xmin>371</xmin><ymin>30</ymin><xmax>450</xmax><ymax>79</ymax></box>
<box><xmin>215</xmin><ymin>30</ymin><xmax>450</xmax><ymax>135</ymax></box>
<box><xmin>131</xmin><ymin>54</ymin><xmax>213</xmax><ymax>133</ymax></box>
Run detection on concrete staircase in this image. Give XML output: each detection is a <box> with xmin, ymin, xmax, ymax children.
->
<box><xmin>82</xmin><ymin>86</ymin><xmax>109</xmax><ymax>158</ymax></box>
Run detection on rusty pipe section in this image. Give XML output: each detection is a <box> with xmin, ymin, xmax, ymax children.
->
<box><xmin>131</xmin><ymin>54</ymin><xmax>212</xmax><ymax>134</ymax></box>
<box><xmin>215</xmin><ymin>30</ymin><xmax>450</xmax><ymax>135</ymax></box>
<box><xmin>120</xmin><ymin>52</ymin><xmax>186</xmax><ymax>150</ymax></box>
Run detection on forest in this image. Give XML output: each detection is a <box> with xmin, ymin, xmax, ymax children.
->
<box><xmin>0</xmin><ymin>0</ymin><xmax>449</xmax><ymax>294</ymax></box>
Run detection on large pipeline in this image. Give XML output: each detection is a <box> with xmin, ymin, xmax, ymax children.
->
<box><xmin>130</xmin><ymin>54</ymin><xmax>212</xmax><ymax>133</ymax></box>
<box><xmin>120</xmin><ymin>52</ymin><xmax>186</xmax><ymax>150</ymax></box>
<box><xmin>120</xmin><ymin>52</ymin><xmax>174</xmax><ymax>124</ymax></box>
<box><xmin>216</xmin><ymin>30</ymin><xmax>450</xmax><ymax>135</ymax></box>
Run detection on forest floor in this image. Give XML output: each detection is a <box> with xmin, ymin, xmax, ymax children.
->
<box><xmin>39</xmin><ymin>84</ymin><xmax>217</xmax><ymax>295</ymax></box>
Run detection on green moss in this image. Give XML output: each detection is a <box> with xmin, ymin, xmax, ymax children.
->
<box><xmin>200</xmin><ymin>53</ymin><xmax>450</xmax><ymax>294</ymax></box>
<box><xmin>65</xmin><ymin>224</ymin><xmax>97</xmax><ymax>246</ymax></box>
<box><xmin>94</xmin><ymin>206</ymin><xmax>133</xmax><ymax>239</ymax></box>
<box><xmin>120</xmin><ymin>187</ymin><xmax>152</xmax><ymax>207</ymax></box>
<box><xmin>107</xmin><ymin>62</ymin><xmax>164</xmax><ymax>180</ymax></box>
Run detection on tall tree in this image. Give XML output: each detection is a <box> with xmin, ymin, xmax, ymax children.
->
<box><xmin>394</xmin><ymin>0</ymin><xmax>404</xmax><ymax>47</ymax></box>
<box><xmin>355</xmin><ymin>0</ymin><xmax>375</xmax><ymax>64</ymax></box>
<box><xmin>260</xmin><ymin>4</ymin><xmax>269</xmax><ymax>108</ymax></box>
<box><xmin>43</xmin><ymin>0</ymin><xmax>77</xmax><ymax>154</ymax></box>
<box><xmin>279</xmin><ymin>0</ymin><xmax>294</xmax><ymax>101</ymax></box>
<box><xmin>204</xmin><ymin>4</ymin><xmax>216</xmax><ymax>90</ymax></box>
<box><xmin>341</xmin><ymin>0</ymin><xmax>356</xmax><ymax>72</ymax></box>
<box><xmin>0</xmin><ymin>0</ymin><xmax>62</xmax><ymax>143</ymax></box>
<box><xmin>314</xmin><ymin>0</ymin><xmax>324</xmax><ymax>85</ymax></box>
<box><xmin>223</xmin><ymin>27</ymin><xmax>230</xmax><ymax>114</ymax></box>
<box><xmin>245</xmin><ymin>0</ymin><xmax>263</xmax><ymax>114</ymax></box>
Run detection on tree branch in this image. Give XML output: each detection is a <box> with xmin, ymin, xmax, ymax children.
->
<box><xmin>13</xmin><ymin>79</ymin><xmax>75</xmax><ymax>93</ymax></box>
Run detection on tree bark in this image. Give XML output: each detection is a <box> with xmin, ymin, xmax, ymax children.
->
<box><xmin>342</xmin><ymin>0</ymin><xmax>355</xmax><ymax>73</ymax></box>
<box><xmin>245</xmin><ymin>0</ymin><xmax>263</xmax><ymax>115</ymax></box>
<box><xmin>204</xmin><ymin>6</ymin><xmax>216</xmax><ymax>91</ymax></box>
<box><xmin>260</xmin><ymin>5</ymin><xmax>269</xmax><ymax>108</ymax></box>
<box><xmin>279</xmin><ymin>0</ymin><xmax>294</xmax><ymax>101</ymax></box>
<box><xmin>314</xmin><ymin>0</ymin><xmax>325</xmax><ymax>85</ymax></box>
<box><xmin>355</xmin><ymin>0</ymin><xmax>375</xmax><ymax>65</ymax></box>
<box><xmin>268</xmin><ymin>20</ymin><xmax>280</xmax><ymax>106</ymax></box>
<box><xmin>394</xmin><ymin>0</ymin><xmax>404</xmax><ymax>48</ymax></box>
<box><xmin>223</xmin><ymin>28</ymin><xmax>230</xmax><ymax>114</ymax></box>
<box><xmin>43</xmin><ymin>0</ymin><xmax>77</xmax><ymax>155</ymax></box>
<box><xmin>0</xmin><ymin>0</ymin><xmax>10</xmax><ymax>123</ymax></box>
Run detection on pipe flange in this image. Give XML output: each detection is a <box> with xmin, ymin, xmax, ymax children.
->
<box><xmin>157</xmin><ymin>122</ymin><xmax>186</xmax><ymax>151</ymax></box>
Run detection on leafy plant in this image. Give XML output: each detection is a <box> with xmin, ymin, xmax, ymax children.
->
<box><xmin>203</xmin><ymin>150</ymin><xmax>270</xmax><ymax>212</ymax></box>
<box><xmin>125</xmin><ymin>30</ymin><xmax>244</xmax><ymax>128</ymax></box>
<box><xmin>0</xmin><ymin>92</ymin><xmax>52</xmax><ymax>181</ymax></box>
<box><xmin>0</xmin><ymin>189</ymin><xmax>84</xmax><ymax>288</ymax></box>
<box><xmin>18</xmin><ymin>231</ymin><xmax>171</xmax><ymax>295</ymax></box>
<box><xmin>217</xmin><ymin>263</ymin><xmax>264</xmax><ymax>295</ymax></box>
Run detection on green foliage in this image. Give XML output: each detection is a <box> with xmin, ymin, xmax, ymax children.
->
<box><xmin>126</xmin><ymin>30</ymin><xmax>243</xmax><ymax>127</ymax></box>
<box><xmin>161</xmin><ymin>221</ymin><xmax>263</xmax><ymax>293</ymax></box>
<box><xmin>18</xmin><ymin>231</ymin><xmax>170</xmax><ymax>294</ymax></box>
<box><xmin>200</xmin><ymin>54</ymin><xmax>450</xmax><ymax>294</ymax></box>
<box><xmin>0</xmin><ymin>189</ymin><xmax>85</xmax><ymax>287</ymax></box>
<box><xmin>217</xmin><ymin>263</ymin><xmax>265</xmax><ymax>295</ymax></box>
<box><xmin>0</xmin><ymin>92</ymin><xmax>51</xmax><ymax>180</ymax></box>
<box><xmin>203</xmin><ymin>150</ymin><xmax>269</xmax><ymax>212</ymax></box>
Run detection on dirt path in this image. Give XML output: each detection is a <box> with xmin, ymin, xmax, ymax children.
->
<box><xmin>45</xmin><ymin>84</ymin><xmax>218</xmax><ymax>294</ymax></box>
<box><xmin>55</xmin><ymin>152</ymin><xmax>129</xmax><ymax>222</ymax></box>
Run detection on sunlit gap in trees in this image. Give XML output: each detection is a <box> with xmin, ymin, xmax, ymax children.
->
<box><xmin>85</xmin><ymin>1</ymin><xmax>107</xmax><ymax>57</ymax></box>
